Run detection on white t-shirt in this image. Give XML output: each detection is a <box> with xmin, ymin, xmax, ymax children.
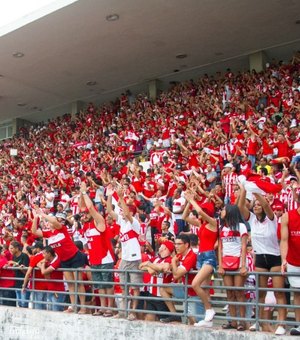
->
<box><xmin>220</xmin><ymin>223</ymin><xmax>248</xmax><ymax>257</ymax></box>
<box><xmin>117</xmin><ymin>215</ymin><xmax>141</xmax><ymax>261</ymax></box>
<box><xmin>172</xmin><ymin>196</ymin><xmax>186</xmax><ymax>219</ymax></box>
<box><xmin>45</xmin><ymin>191</ymin><xmax>55</xmax><ymax>208</ymax></box>
<box><xmin>248</xmin><ymin>212</ymin><xmax>280</xmax><ymax>256</ymax></box>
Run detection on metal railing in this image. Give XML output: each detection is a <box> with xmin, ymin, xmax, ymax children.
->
<box><xmin>0</xmin><ymin>267</ymin><xmax>299</xmax><ymax>330</ymax></box>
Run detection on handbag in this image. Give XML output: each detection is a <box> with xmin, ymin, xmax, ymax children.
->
<box><xmin>222</xmin><ymin>255</ymin><xmax>240</xmax><ymax>270</ymax></box>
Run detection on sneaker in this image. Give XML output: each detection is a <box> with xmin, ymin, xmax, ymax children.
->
<box><xmin>194</xmin><ymin>320</ymin><xmax>213</xmax><ymax>328</ymax></box>
<box><xmin>275</xmin><ymin>326</ymin><xmax>286</xmax><ymax>335</ymax></box>
<box><xmin>222</xmin><ymin>304</ymin><xmax>229</xmax><ymax>312</ymax></box>
<box><xmin>290</xmin><ymin>326</ymin><xmax>300</xmax><ymax>336</ymax></box>
<box><xmin>249</xmin><ymin>323</ymin><xmax>261</xmax><ymax>332</ymax></box>
<box><xmin>204</xmin><ymin>309</ymin><xmax>216</xmax><ymax>322</ymax></box>
<box><xmin>160</xmin><ymin>316</ymin><xmax>182</xmax><ymax>323</ymax></box>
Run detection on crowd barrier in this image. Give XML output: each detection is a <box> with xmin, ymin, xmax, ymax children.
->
<box><xmin>0</xmin><ymin>267</ymin><xmax>299</xmax><ymax>330</ymax></box>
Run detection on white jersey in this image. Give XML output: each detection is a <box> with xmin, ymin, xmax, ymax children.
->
<box><xmin>117</xmin><ymin>215</ymin><xmax>141</xmax><ymax>261</ymax></box>
<box><xmin>220</xmin><ymin>223</ymin><xmax>248</xmax><ymax>257</ymax></box>
<box><xmin>248</xmin><ymin>212</ymin><xmax>280</xmax><ymax>256</ymax></box>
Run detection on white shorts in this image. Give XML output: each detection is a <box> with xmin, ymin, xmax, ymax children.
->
<box><xmin>287</xmin><ymin>263</ymin><xmax>300</xmax><ymax>288</ymax></box>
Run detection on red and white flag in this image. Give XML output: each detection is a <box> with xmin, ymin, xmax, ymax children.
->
<box><xmin>238</xmin><ymin>172</ymin><xmax>282</xmax><ymax>195</ymax></box>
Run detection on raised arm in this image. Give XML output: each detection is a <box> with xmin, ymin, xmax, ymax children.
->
<box><xmin>117</xmin><ymin>187</ymin><xmax>133</xmax><ymax>224</ymax></box>
<box><xmin>182</xmin><ymin>199</ymin><xmax>200</xmax><ymax>226</ymax></box>
<box><xmin>185</xmin><ymin>192</ymin><xmax>217</xmax><ymax>230</ymax></box>
<box><xmin>80</xmin><ymin>182</ymin><xmax>105</xmax><ymax>232</ymax></box>
<box><xmin>106</xmin><ymin>184</ymin><xmax>118</xmax><ymax>221</ymax></box>
<box><xmin>237</xmin><ymin>182</ymin><xmax>250</xmax><ymax>220</ymax></box>
<box><xmin>31</xmin><ymin>211</ymin><xmax>43</xmax><ymax>238</ymax></box>
<box><xmin>253</xmin><ymin>192</ymin><xmax>274</xmax><ymax>220</ymax></box>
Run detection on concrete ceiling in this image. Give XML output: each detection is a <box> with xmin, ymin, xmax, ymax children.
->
<box><xmin>0</xmin><ymin>0</ymin><xmax>300</xmax><ymax>123</ymax></box>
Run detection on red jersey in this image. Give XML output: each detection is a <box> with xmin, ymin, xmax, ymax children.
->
<box><xmin>46</xmin><ymin>255</ymin><xmax>65</xmax><ymax>292</ymax></box>
<box><xmin>177</xmin><ymin>249</ymin><xmax>197</xmax><ymax>296</ymax></box>
<box><xmin>29</xmin><ymin>252</ymin><xmax>47</xmax><ymax>291</ymax></box>
<box><xmin>106</xmin><ymin>222</ymin><xmax>120</xmax><ymax>240</ymax></box>
<box><xmin>149</xmin><ymin>255</ymin><xmax>173</xmax><ymax>296</ymax></box>
<box><xmin>42</xmin><ymin>226</ymin><xmax>78</xmax><ymax>262</ymax></box>
<box><xmin>287</xmin><ymin>209</ymin><xmax>300</xmax><ymax>266</ymax></box>
<box><xmin>0</xmin><ymin>256</ymin><xmax>15</xmax><ymax>287</ymax></box>
<box><xmin>82</xmin><ymin>221</ymin><xmax>114</xmax><ymax>265</ymax></box>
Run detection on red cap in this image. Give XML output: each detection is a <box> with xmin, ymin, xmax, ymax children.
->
<box><xmin>273</xmin><ymin>203</ymin><xmax>284</xmax><ymax>211</ymax></box>
<box><xmin>162</xmin><ymin>240</ymin><xmax>175</xmax><ymax>253</ymax></box>
<box><xmin>201</xmin><ymin>202</ymin><xmax>215</xmax><ymax>217</ymax></box>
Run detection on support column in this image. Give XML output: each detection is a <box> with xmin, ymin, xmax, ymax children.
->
<box><xmin>249</xmin><ymin>51</ymin><xmax>267</xmax><ymax>72</ymax></box>
<box><xmin>148</xmin><ymin>79</ymin><xmax>161</xmax><ymax>102</ymax></box>
<box><xmin>71</xmin><ymin>100</ymin><xmax>85</xmax><ymax>118</ymax></box>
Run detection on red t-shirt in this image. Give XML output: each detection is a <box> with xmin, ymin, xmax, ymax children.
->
<box><xmin>29</xmin><ymin>252</ymin><xmax>47</xmax><ymax>291</ymax></box>
<box><xmin>0</xmin><ymin>256</ymin><xmax>15</xmax><ymax>287</ymax></box>
<box><xmin>82</xmin><ymin>221</ymin><xmax>114</xmax><ymax>266</ymax></box>
<box><xmin>46</xmin><ymin>255</ymin><xmax>65</xmax><ymax>292</ymax></box>
<box><xmin>42</xmin><ymin>226</ymin><xmax>78</xmax><ymax>262</ymax></box>
<box><xmin>177</xmin><ymin>249</ymin><xmax>197</xmax><ymax>296</ymax></box>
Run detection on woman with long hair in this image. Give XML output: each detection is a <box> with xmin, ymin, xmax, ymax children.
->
<box><xmin>237</xmin><ymin>184</ymin><xmax>287</xmax><ymax>335</ymax></box>
<box><xmin>31</xmin><ymin>208</ymin><xmax>87</xmax><ymax>314</ymax></box>
<box><xmin>218</xmin><ymin>204</ymin><xmax>248</xmax><ymax>331</ymax></box>
<box><xmin>184</xmin><ymin>191</ymin><xmax>218</xmax><ymax>327</ymax></box>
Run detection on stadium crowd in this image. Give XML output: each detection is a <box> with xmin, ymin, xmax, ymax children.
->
<box><xmin>0</xmin><ymin>56</ymin><xmax>300</xmax><ymax>335</ymax></box>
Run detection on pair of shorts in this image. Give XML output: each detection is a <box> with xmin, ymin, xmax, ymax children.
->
<box><xmin>255</xmin><ymin>254</ymin><xmax>281</xmax><ymax>270</ymax></box>
<box><xmin>119</xmin><ymin>259</ymin><xmax>142</xmax><ymax>288</ymax></box>
<box><xmin>61</xmin><ymin>251</ymin><xmax>86</xmax><ymax>269</ymax></box>
<box><xmin>172</xmin><ymin>286</ymin><xmax>204</xmax><ymax>321</ymax></box>
<box><xmin>197</xmin><ymin>250</ymin><xmax>217</xmax><ymax>270</ymax></box>
<box><xmin>287</xmin><ymin>263</ymin><xmax>300</xmax><ymax>288</ymax></box>
<box><xmin>145</xmin><ymin>294</ymin><xmax>169</xmax><ymax>318</ymax></box>
<box><xmin>91</xmin><ymin>262</ymin><xmax>114</xmax><ymax>289</ymax></box>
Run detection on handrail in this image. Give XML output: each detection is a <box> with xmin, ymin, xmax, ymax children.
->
<box><xmin>0</xmin><ymin>267</ymin><xmax>299</xmax><ymax>331</ymax></box>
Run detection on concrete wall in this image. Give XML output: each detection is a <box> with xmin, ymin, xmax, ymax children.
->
<box><xmin>0</xmin><ymin>307</ymin><xmax>293</xmax><ymax>340</ymax></box>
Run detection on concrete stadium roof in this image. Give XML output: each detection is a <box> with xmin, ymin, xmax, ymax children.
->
<box><xmin>0</xmin><ymin>0</ymin><xmax>300</xmax><ymax>122</ymax></box>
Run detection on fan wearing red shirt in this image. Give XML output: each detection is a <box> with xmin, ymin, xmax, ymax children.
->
<box><xmin>246</xmin><ymin>124</ymin><xmax>260</xmax><ymax>169</ymax></box>
<box><xmin>160</xmin><ymin>234</ymin><xmax>202</xmax><ymax>325</ymax></box>
<box><xmin>39</xmin><ymin>245</ymin><xmax>65</xmax><ymax>311</ymax></box>
<box><xmin>22</xmin><ymin>241</ymin><xmax>48</xmax><ymax>310</ymax></box>
<box><xmin>31</xmin><ymin>208</ymin><xmax>87</xmax><ymax>314</ymax></box>
<box><xmin>80</xmin><ymin>182</ymin><xmax>115</xmax><ymax>317</ymax></box>
<box><xmin>0</xmin><ymin>246</ymin><xmax>16</xmax><ymax>306</ymax></box>
<box><xmin>271</xmin><ymin>133</ymin><xmax>292</xmax><ymax>158</ymax></box>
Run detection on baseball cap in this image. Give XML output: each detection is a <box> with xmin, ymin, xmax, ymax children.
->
<box><xmin>162</xmin><ymin>240</ymin><xmax>175</xmax><ymax>253</ymax></box>
<box><xmin>31</xmin><ymin>241</ymin><xmax>44</xmax><ymax>250</ymax></box>
<box><xmin>201</xmin><ymin>202</ymin><xmax>215</xmax><ymax>217</ymax></box>
<box><xmin>224</xmin><ymin>163</ymin><xmax>233</xmax><ymax>168</ymax></box>
<box><xmin>273</xmin><ymin>203</ymin><xmax>284</xmax><ymax>211</ymax></box>
<box><xmin>56</xmin><ymin>212</ymin><xmax>66</xmax><ymax>220</ymax></box>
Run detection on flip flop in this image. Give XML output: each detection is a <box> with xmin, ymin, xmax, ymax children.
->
<box><xmin>222</xmin><ymin>323</ymin><xmax>236</xmax><ymax>329</ymax></box>
<box><xmin>103</xmin><ymin>312</ymin><xmax>114</xmax><ymax>317</ymax></box>
<box><xmin>92</xmin><ymin>310</ymin><xmax>104</xmax><ymax>316</ymax></box>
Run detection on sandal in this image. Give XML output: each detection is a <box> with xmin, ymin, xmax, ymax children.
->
<box><xmin>92</xmin><ymin>310</ymin><xmax>104</xmax><ymax>316</ymax></box>
<box><xmin>222</xmin><ymin>323</ymin><xmax>237</xmax><ymax>329</ymax></box>
<box><xmin>63</xmin><ymin>306</ymin><xmax>75</xmax><ymax>313</ymax></box>
<box><xmin>103</xmin><ymin>312</ymin><xmax>113</xmax><ymax>317</ymax></box>
<box><xmin>237</xmin><ymin>325</ymin><xmax>245</xmax><ymax>331</ymax></box>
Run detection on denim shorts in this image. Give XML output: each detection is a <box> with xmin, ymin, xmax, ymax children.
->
<box><xmin>172</xmin><ymin>286</ymin><xmax>205</xmax><ymax>322</ymax></box>
<box><xmin>197</xmin><ymin>250</ymin><xmax>217</xmax><ymax>270</ymax></box>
